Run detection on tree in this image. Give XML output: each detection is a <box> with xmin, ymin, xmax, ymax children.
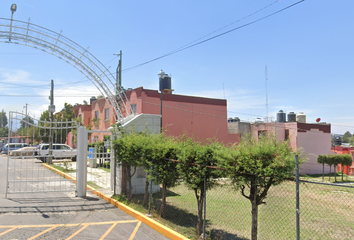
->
<box><xmin>317</xmin><ymin>154</ymin><xmax>352</xmax><ymax>182</ymax></box>
<box><xmin>39</xmin><ymin>110</ymin><xmax>50</xmax><ymax>143</ymax></box>
<box><xmin>0</xmin><ymin>110</ymin><xmax>8</xmax><ymax>128</ymax></box>
<box><xmin>19</xmin><ymin>116</ymin><xmax>35</xmax><ymax>130</ymax></box>
<box><xmin>177</xmin><ymin>137</ymin><xmax>221</xmax><ymax>237</ymax></box>
<box><xmin>147</xmin><ymin>134</ymin><xmax>179</xmax><ymax>217</ymax></box>
<box><xmin>225</xmin><ymin>134</ymin><xmax>301</xmax><ymax>240</ymax></box>
<box><xmin>113</xmin><ymin>133</ymin><xmax>145</xmax><ymax>201</ymax></box>
<box><xmin>339</xmin><ymin>154</ymin><xmax>352</xmax><ymax>181</ymax></box>
<box><xmin>342</xmin><ymin>131</ymin><xmax>352</xmax><ymax>143</ymax></box>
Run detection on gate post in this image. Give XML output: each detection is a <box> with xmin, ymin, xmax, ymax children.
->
<box><xmin>77</xmin><ymin>126</ymin><xmax>88</xmax><ymax>197</ymax></box>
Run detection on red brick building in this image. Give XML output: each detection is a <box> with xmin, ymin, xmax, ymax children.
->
<box><xmin>73</xmin><ymin>87</ymin><xmax>240</xmax><ymax>144</ymax></box>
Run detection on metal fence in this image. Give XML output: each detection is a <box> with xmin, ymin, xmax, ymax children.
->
<box><xmin>121</xmin><ymin>160</ymin><xmax>354</xmax><ymax>240</ymax></box>
<box><xmin>6</xmin><ymin>112</ymin><xmax>78</xmax><ymax>196</ymax></box>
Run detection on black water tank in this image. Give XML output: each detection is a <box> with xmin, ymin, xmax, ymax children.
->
<box><xmin>90</xmin><ymin>96</ymin><xmax>97</xmax><ymax>104</ymax></box>
<box><xmin>288</xmin><ymin>112</ymin><xmax>296</xmax><ymax>122</ymax></box>
<box><xmin>159</xmin><ymin>76</ymin><xmax>171</xmax><ymax>92</ymax></box>
<box><xmin>277</xmin><ymin>110</ymin><xmax>286</xmax><ymax>122</ymax></box>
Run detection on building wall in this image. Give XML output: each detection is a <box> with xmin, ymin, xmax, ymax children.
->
<box><xmin>72</xmin><ymin>87</ymin><xmax>240</xmax><ymax>145</ymax></box>
<box><xmin>250</xmin><ymin>122</ymin><xmax>332</xmax><ymax>175</ymax></box>
<box><xmin>126</xmin><ymin>87</ymin><xmax>240</xmax><ymax>144</ymax></box>
<box><xmin>251</xmin><ymin>122</ymin><xmax>298</xmax><ymax>150</ymax></box>
<box><xmin>297</xmin><ymin>129</ymin><xmax>332</xmax><ymax>174</ymax></box>
<box><xmin>228</xmin><ymin>122</ymin><xmax>251</xmax><ymax>136</ymax></box>
<box><xmin>90</xmin><ymin>98</ymin><xmax>115</xmax><ymax>142</ymax></box>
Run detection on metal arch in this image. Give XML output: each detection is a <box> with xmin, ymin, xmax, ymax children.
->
<box><xmin>0</xmin><ymin>17</ymin><xmax>132</xmax><ymax>122</ymax></box>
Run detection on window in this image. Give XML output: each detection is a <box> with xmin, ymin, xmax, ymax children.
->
<box><xmin>95</xmin><ymin>111</ymin><xmax>99</xmax><ymax>120</ymax></box>
<box><xmin>105</xmin><ymin>108</ymin><xmax>109</xmax><ymax>120</ymax></box>
<box><xmin>285</xmin><ymin>129</ymin><xmax>289</xmax><ymax>140</ymax></box>
<box><xmin>131</xmin><ymin>104</ymin><xmax>137</xmax><ymax>114</ymax></box>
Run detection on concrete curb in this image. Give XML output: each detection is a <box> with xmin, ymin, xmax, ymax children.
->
<box><xmin>43</xmin><ymin>164</ymin><xmax>189</xmax><ymax>240</ymax></box>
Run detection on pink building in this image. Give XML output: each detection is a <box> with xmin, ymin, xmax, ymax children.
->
<box><xmin>228</xmin><ymin>121</ymin><xmax>333</xmax><ymax>174</ymax></box>
<box><xmin>73</xmin><ymin>87</ymin><xmax>240</xmax><ymax>144</ymax></box>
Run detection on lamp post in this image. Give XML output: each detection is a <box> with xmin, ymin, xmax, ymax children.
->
<box><xmin>9</xmin><ymin>3</ymin><xmax>17</xmax><ymax>42</ymax></box>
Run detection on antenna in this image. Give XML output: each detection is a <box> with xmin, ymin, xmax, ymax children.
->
<box><xmin>265</xmin><ymin>65</ymin><xmax>268</xmax><ymax>123</ymax></box>
<box><xmin>222</xmin><ymin>82</ymin><xmax>225</xmax><ymax>99</ymax></box>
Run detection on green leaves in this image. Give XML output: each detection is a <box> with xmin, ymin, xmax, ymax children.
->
<box><xmin>317</xmin><ymin>154</ymin><xmax>352</xmax><ymax>167</ymax></box>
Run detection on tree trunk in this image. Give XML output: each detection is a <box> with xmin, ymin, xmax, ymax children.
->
<box><xmin>342</xmin><ymin>166</ymin><xmax>344</xmax><ymax>182</ymax></box>
<box><xmin>160</xmin><ymin>184</ymin><xmax>167</xmax><ymax>218</ymax></box>
<box><xmin>334</xmin><ymin>164</ymin><xmax>337</xmax><ymax>182</ymax></box>
<box><xmin>251</xmin><ymin>180</ymin><xmax>258</xmax><ymax>240</ymax></box>
<box><xmin>329</xmin><ymin>165</ymin><xmax>331</xmax><ymax>181</ymax></box>
<box><xmin>195</xmin><ymin>189</ymin><xmax>204</xmax><ymax>237</ymax></box>
<box><xmin>127</xmin><ymin>165</ymin><xmax>133</xmax><ymax>201</ymax></box>
<box><xmin>322</xmin><ymin>163</ymin><xmax>324</xmax><ymax>181</ymax></box>
<box><xmin>143</xmin><ymin>179</ymin><xmax>149</xmax><ymax>207</ymax></box>
<box><xmin>121</xmin><ymin>162</ymin><xmax>127</xmax><ymax>196</ymax></box>
<box><xmin>251</xmin><ymin>199</ymin><xmax>259</xmax><ymax>240</ymax></box>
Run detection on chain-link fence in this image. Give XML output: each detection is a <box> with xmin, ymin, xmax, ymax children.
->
<box><xmin>118</xmin><ymin>160</ymin><xmax>354</xmax><ymax>240</ymax></box>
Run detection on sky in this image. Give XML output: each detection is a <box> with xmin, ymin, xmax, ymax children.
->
<box><xmin>0</xmin><ymin>0</ymin><xmax>353</xmax><ymax>134</ymax></box>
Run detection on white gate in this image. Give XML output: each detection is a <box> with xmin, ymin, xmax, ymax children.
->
<box><xmin>5</xmin><ymin>111</ymin><xmax>78</xmax><ymax>197</ymax></box>
<box><xmin>86</xmin><ymin>129</ymin><xmax>113</xmax><ymax>194</ymax></box>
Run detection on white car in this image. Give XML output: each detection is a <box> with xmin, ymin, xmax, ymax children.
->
<box><xmin>37</xmin><ymin>144</ymin><xmax>77</xmax><ymax>162</ymax></box>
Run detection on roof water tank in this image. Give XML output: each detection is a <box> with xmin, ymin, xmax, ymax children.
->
<box><xmin>90</xmin><ymin>96</ymin><xmax>97</xmax><ymax>104</ymax></box>
<box><xmin>159</xmin><ymin>76</ymin><xmax>171</xmax><ymax>92</ymax></box>
<box><xmin>288</xmin><ymin>112</ymin><xmax>296</xmax><ymax>122</ymax></box>
<box><xmin>297</xmin><ymin>112</ymin><xmax>306</xmax><ymax>123</ymax></box>
<box><xmin>277</xmin><ymin>110</ymin><xmax>286</xmax><ymax>122</ymax></box>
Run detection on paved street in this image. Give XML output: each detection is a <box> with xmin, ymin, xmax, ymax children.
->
<box><xmin>0</xmin><ymin>155</ymin><xmax>170</xmax><ymax>240</ymax></box>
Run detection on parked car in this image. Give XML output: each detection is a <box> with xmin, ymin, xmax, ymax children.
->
<box><xmin>36</xmin><ymin>144</ymin><xmax>77</xmax><ymax>162</ymax></box>
<box><xmin>2</xmin><ymin>143</ymin><xmax>29</xmax><ymax>155</ymax></box>
<box><xmin>10</xmin><ymin>146</ymin><xmax>38</xmax><ymax>156</ymax></box>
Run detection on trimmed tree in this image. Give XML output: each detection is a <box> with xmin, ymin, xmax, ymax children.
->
<box><xmin>318</xmin><ymin>154</ymin><xmax>353</xmax><ymax>182</ymax></box>
<box><xmin>147</xmin><ymin>134</ymin><xmax>179</xmax><ymax>217</ymax></box>
<box><xmin>177</xmin><ymin>137</ymin><xmax>221</xmax><ymax>237</ymax></box>
<box><xmin>339</xmin><ymin>154</ymin><xmax>352</xmax><ymax>181</ymax></box>
<box><xmin>225</xmin><ymin>134</ymin><xmax>302</xmax><ymax>240</ymax></box>
<box><xmin>317</xmin><ymin>155</ymin><xmax>326</xmax><ymax>181</ymax></box>
<box><xmin>113</xmin><ymin>133</ymin><xmax>145</xmax><ymax>200</ymax></box>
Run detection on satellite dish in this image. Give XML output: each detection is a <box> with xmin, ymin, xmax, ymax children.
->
<box><xmin>316</xmin><ymin>118</ymin><xmax>321</xmax><ymax>123</ymax></box>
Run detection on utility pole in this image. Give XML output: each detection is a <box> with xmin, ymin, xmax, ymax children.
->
<box><xmin>114</xmin><ymin>51</ymin><xmax>122</xmax><ymax>96</ymax></box>
<box><xmin>23</xmin><ymin>103</ymin><xmax>28</xmax><ymax>128</ymax></box>
<box><xmin>48</xmin><ymin>80</ymin><xmax>55</xmax><ymax>165</ymax></box>
<box><xmin>113</xmin><ymin>51</ymin><xmax>122</xmax><ymax>122</ymax></box>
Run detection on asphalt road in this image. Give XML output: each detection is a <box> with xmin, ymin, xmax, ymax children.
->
<box><xmin>0</xmin><ymin>155</ymin><xmax>170</xmax><ymax>240</ymax></box>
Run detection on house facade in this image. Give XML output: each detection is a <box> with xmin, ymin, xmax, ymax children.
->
<box><xmin>73</xmin><ymin>87</ymin><xmax>240</xmax><ymax>144</ymax></box>
<box><xmin>228</xmin><ymin>120</ymin><xmax>334</xmax><ymax>175</ymax></box>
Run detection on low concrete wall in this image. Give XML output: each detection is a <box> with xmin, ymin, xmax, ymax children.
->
<box><xmin>111</xmin><ymin>114</ymin><xmax>161</xmax><ymax>195</ymax></box>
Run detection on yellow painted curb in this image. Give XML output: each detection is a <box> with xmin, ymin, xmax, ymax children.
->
<box><xmin>42</xmin><ymin>164</ymin><xmax>189</xmax><ymax>240</ymax></box>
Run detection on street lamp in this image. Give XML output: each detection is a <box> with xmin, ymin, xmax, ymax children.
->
<box><xmin>9</xmin><ymin>3</ymin><xmax>17</xmax><ymax>41</ymax></box>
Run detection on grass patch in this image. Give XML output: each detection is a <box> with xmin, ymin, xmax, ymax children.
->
<box><xmin>112</xmin><ymin>180</ymin><xmax>354</xmax><ymax>240</ymax></box>
<box><xmin>51</xmin><ymin>163</ymin><xmax>76</xmax><ymax>173</ymax></box>
<box><xmin>301</xmin><ymin>173</ymin><xmax>354</xmax><ymax>183</ymax></box>
<box><xmin>99</xmin><ymin>166</ymin><xmax>110</xmax><ymax>172</ymax></box>
<box><xmin>87</xmin><ymin>181</ymin><xmax>103</xmax><ymax>190</ymax></box>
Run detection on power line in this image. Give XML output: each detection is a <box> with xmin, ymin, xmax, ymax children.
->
<box><xmin>123</xmin><ymin>0</ymin><xmax>305</xmax><ymax>72</ymax></box>
<box><xmin>0</xmin><ymin>95</ymin><xmax>96</xmax><ymax>97</ymax></box>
